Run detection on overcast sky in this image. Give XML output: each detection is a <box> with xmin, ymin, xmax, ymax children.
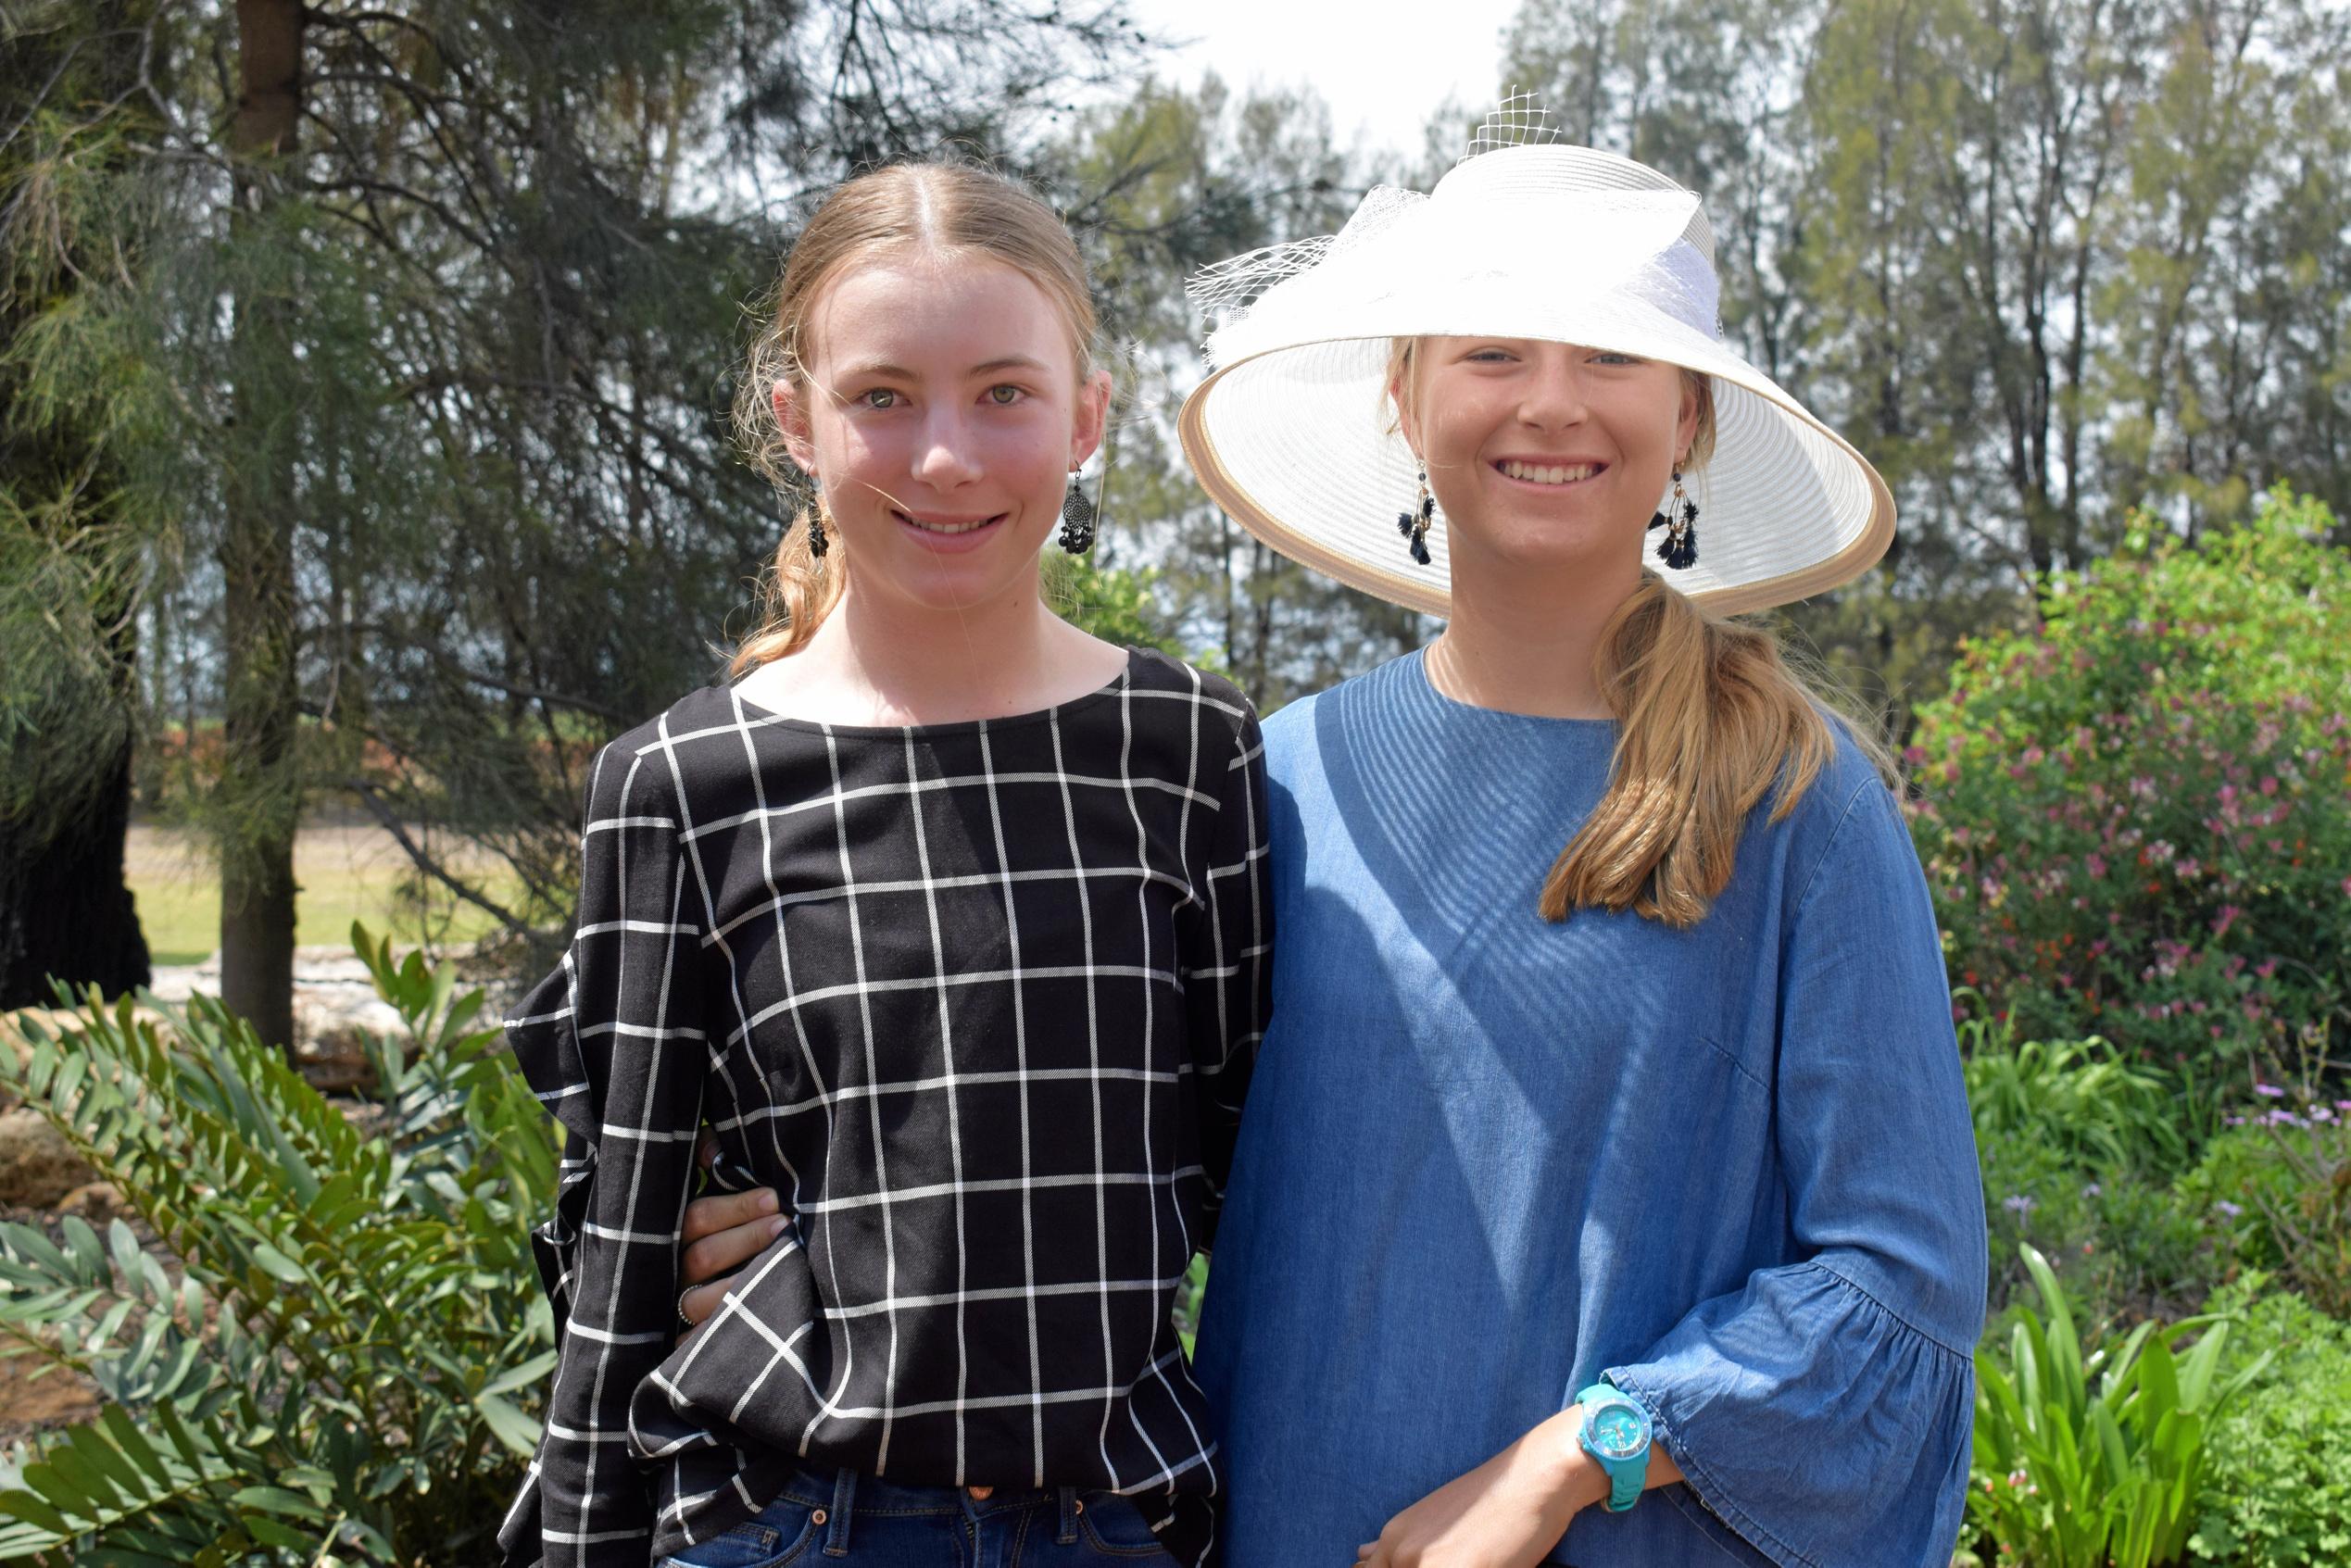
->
<box><xmin>1115</xmin><ymin>0</ymin><xmax>1528</xmax><ymax>164</ymax></box>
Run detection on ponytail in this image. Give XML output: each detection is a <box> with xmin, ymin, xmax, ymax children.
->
<box><xmin>728</xmin><ymin>501</ymin><xmax>844</xmax><ymax>676</ymax></box>
<box><xmin>1540</xmin><ymin>576</ymin><xmax>1888</xmax><ymax>928</ymax></box>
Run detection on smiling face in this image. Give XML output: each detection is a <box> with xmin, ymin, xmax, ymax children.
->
<box><xmin>1397</xmin><ymin>336</ymin><xmax>1700</xmax><ymax>583</ymax></box>
<box><xmin>778</xmin><ymin>251</ymin><xmax>1108</xmax><ymax>619</ymax></box>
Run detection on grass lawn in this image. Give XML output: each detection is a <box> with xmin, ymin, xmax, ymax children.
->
<box><xmin>129</xmin><ymin>819</ymin><xmax>521</xmax><ymax>966</ymax></box>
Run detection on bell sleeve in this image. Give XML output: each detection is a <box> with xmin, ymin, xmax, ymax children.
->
<box><xmin>1181</xmin><ymin>697</ymin><xmax>1273</xmax><ymax>1255</ymax></box>
<box><xmin>495</xmin><ymin>736</ymin><xmax>710</xmax><ymax>1568</ymax></box>
<box><xmin>1600</xmin><ymin>776</ymin><xmax>1989</xmax><ymax>1568</ymax></box>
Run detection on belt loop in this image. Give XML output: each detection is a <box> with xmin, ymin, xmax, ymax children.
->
<box><xmin>823</xmin><ymin>1468</ymin><xmax>856</xmax><ymax>1557</ymax></box>
<box><xmin>1055</xmin><ymin>1486</ymin><xmax>1079</xmax><ymax>1546</ymax></box>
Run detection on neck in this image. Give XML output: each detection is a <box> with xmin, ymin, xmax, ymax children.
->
<box><xmin>800</xmin><ymin>571</ymin><xmax>1067</xmax><ymax>724</ymax></box>
<box><xmin>1427</xmin><ymin>549</ymin><xmax>1641</xmax><ymax>720</ymax></box>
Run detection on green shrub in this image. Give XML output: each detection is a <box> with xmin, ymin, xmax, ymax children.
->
<box><xmin>1965</xmin><ymin>1020</ymin><xmax>2209</xmax><ymax>1319</ymax></box>
<box><xmin>2188</xmin><ymin>1281</ymin><xmax>2351</xmax><ymax>1568</ymax></box>
<box><xmin>1969</xmin><ymin>1245</ymin><xmax>2272</xmax><ymax>1568</ymax></box>
<box><xmin>1907</xmin><ymin>488</ymin><xmax>2351</xmax><ymax>1074</ymax></box>
<box><xmin>2179</xmin><ymin>1084</ymin><xmax>2351</xmax><ymax>1318</ymax></box>
<box><xmin>0</xmin><ymin>925</ymin><xmax>556</xmax><ymax>1564</ymax></box>
<box><xmin>1963</xmin><ymin>1018</ymin><xmax>2191</xmax><ymax>1173</ymax></box>
<box><xmin>1978</xmin><ymin>1124</ymin><xmax>2207</xmax><ymax>1323</ymax></box>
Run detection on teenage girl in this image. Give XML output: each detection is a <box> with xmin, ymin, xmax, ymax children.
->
<box><xmin>500</xmin><ymin>161</ymin><xmax>1269</xmax><ymax>1568</ymax></box>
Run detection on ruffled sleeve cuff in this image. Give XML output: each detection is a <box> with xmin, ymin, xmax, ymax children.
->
<box><xmin>1603</xmin><ymin>1260</ymin><xmax>1976</xmax><ymax>1568</ymax></box>
<box><xmin>505</xmin><ymin>960</ymin><xmax>599</xmax><ymax>1334</ymax></box>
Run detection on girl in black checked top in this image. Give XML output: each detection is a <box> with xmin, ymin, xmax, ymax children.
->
<box><xmin>497</xmin><ymin>163</ymin><xmax>1270</xmax><ymax>1568</ymax></box>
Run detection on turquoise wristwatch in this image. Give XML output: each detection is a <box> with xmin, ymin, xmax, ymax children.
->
<box><xmin>1573</xmin><ymin>1382</ymin><xmax>1653</xmax><ymax>1513</ymax></box>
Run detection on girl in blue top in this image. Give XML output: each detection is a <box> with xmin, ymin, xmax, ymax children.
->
<box><xmin>1164</xmin><ymin>117</ymin><xmax>1986</xmax><ymax>1567</ymax></box>
<box><xmin>678</xmin><ymin>117</ymin><xmax>1987</xmax><ymax>1566</ymax></box>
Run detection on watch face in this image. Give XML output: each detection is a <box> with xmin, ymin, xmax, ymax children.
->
<box><xmin>1587</xmin><ymin>1402</ymin><xmax>1652</xmax><ymax>1461</ymax></box>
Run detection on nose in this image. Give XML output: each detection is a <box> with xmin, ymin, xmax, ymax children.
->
<box><xmin>1516</xmin><ymin>352</ymin><xmax>1590</xmax><ymax>431</ymax></box>
<box><xmin>911</xmin><ymin>408</ymin><xmax>983</xmax><ymax>488</ymax></box>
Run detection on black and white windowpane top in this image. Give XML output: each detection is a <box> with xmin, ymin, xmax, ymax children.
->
<box><xmin>496</xmin><ymin>649</ymin><xmax>1271</xmax><ymax>1568</ymax></box>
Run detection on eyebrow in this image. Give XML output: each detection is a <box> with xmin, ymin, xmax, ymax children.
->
<box><xmin>834</xmin><ymin>355</ymin><xmax>1052</xmax><ymax>381</ymax></box>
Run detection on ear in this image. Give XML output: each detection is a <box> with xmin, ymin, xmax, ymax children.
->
<box><xmin>1389</xmin><ymin>366</ymin><xmax>1422</xmax><ymax>458</ymax></box>
<box><xmin>1071</xmin><ymin>367</ymin><xmax>1113</xmax><ymax>468</ymax></box>
<box><xmin>773</xmin><ymin>380</ymin><xmax>817</xmax><ymax>477</ymax></box>
<box><xmin>1676</xmin><ymin>372</ymin><xmax>1703</xmax><ymax>463</ymax></box>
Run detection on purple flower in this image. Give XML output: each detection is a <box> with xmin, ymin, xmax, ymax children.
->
<box><xmin>2255</xmin><ymin>1082</ymin><xmax>2287</xmax><ymax>1098</ymax></box>
<box><xmin>2002</xmin><ymin>1194</ymin><xmax>2038</xmax><ymax>1216</ymax></box>
<box><xmin>2081</xmin><ymin>1182</ymin><xmax>2103</xmax><ymax>1199</ymax></box>
<box><xmin>2214</xmin><ymin>1200</ymin><xmax>2244</xmax><ymax>1220</ymax></box>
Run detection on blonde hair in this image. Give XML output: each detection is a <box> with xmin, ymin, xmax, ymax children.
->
<box><xmin>728</xmin><ymin>162</ymin><xmax>1100</xmax><ymax>676</ymax></box>
<box><xmin>1389</xmin><ymin>340</ymin><xmax>1892</xmax><ymax>928</ymax></box>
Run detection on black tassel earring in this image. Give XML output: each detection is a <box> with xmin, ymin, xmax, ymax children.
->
<box><xmin>806</xmin><ymin>500</ymin><xmax>830</xmax><ymax>559</ymax></box>
<box><xmin>1395</xmin><ymin>464</ymin><xmax>1435</xmax><ymax>565</ymax></box>
<box><xmin>1647</xmin><ymin>468</ymin><xmax>1698</xmax><ymax>571</ymax></box>
<box><xmin>1059</xmin><ymin>470</ymin><xmax>1097</xmax><ymax>554</ymax></box>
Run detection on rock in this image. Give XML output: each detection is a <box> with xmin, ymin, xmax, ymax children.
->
<box><xmin>0</xmin><ymin>1109</ymin><xmax>99</xmax><ymax>1209</ymax></box>
<box><xmin>0</xmin><ymin>1350</ymin><xmax>99</xmax><ymax>1448</ymax></box>
<box><xmin>56</xmin><ymin>1181</ymin><xmax>128</xmax><ymax>1228</ymax></box>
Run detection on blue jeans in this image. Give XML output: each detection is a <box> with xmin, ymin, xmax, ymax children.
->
<box><xmin>657</xmin><ymin>1467</ymin><xmax>1182</xmax><ymax>1568</ymax></box>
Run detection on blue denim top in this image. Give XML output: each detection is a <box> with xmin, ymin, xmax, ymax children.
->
<box><xmin>1192</xmin><ymin>649</ymin><xmax>1987</xmax><ymax>1567</ymax></box>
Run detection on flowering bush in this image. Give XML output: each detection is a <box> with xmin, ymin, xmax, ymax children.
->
<box><xmin>1907</xmin><ymin>489</ymin><xmax>2351</xmax><ymax>1073</ymax></box>
<box><xmin>2180</xmin><ymin>1079</ymin><xmax>2351</xmax><ymax>1318</ymax></box>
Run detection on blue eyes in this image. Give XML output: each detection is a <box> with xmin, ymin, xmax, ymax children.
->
<box><xmin>854</xmin><ymin>385</ymin><xmax>1026</xmax><ymax>408</ymax></box>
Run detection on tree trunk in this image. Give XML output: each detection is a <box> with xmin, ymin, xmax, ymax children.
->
<box><xmin>218</xmin><ymin>0</ymin><xmax>304</xmax><ymax>1056</ymax></box>
<box><xmin>0</xmin><ymin>738</ymin><xmax>150</xmax><ymax>1009</ymax></box>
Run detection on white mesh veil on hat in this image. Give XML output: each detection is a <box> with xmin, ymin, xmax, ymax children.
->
<box><xmin>1176</xmin><ymin>95</ymin><xmax>1895</xmax><ymax>617</ymax></box>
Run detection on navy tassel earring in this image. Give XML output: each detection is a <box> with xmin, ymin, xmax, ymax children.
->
<box><xmin>1396</xmin><ymin>464</ymin><xmax>1435</xmax><ymax>565</ymax></box>
<box><xmin>807</xmin><ymin>500</ymin><xmax>830</xmax><ymax>559</ymax></box>
<box><xmin>1647</xmin><ymin>468</ymin><xmax>1698</xmax><ymax>571</ymax></box>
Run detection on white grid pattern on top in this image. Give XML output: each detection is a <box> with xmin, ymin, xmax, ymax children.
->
<box><xmin>1462</xmin><ymin>88</ymin><xmax>1563</xmax><ymax>162</ymax></box>
<box><xmin>495</xmin><ymin>648</ymin><xmax>1270</xmax><ymax>1568</ymax></box>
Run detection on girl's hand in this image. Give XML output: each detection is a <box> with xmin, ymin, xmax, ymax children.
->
<box><xmin>1354</xmin><ymin>1409</ymin><xmax>1606</xmax><ymax>1568</ymax></box>
<box><xmin>676</xmin><ymin>1131</ymin><xmax>787</xmax><ymax>1329</ymax></box>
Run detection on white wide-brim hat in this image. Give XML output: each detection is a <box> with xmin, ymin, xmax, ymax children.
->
<box><xmin>1176</xmin><ymin>141</ymin><xmax>1894</xmax><ymax>616</ymax></box>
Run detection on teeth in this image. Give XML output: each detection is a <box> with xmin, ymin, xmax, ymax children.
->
<box><xmin>903</xmin><ymin>514</ymin><xmax>992</xmax><ymax>534</ymax></box>
<box><xmin>1501</xmin><ymin>460</ymin><xmax>1598</xmax><ymax>484</ymax></box>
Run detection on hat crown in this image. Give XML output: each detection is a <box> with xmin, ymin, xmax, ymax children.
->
<box><xmin>1428</xmin><ymin>144</ymin><xmax>1717</xmax><ymax>270</ymax></box>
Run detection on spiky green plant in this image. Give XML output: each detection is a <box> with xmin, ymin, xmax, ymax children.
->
<box><xmin>1971</xmin><ymin>1244</ymin><xmax>2275</xmax><ymax>1567</ymax></box>
<box><xmin>0</xmin><ymin>924</ymin><xmax>557</xmax><ymax>1564</ymax></box>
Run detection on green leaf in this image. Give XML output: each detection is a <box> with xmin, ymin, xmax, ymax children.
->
<box><xmin>473</xmin><ymin>1390</ymin><xmax>543</xmax><ymax>1458</ymax></box>
<box><xmin>98</xmin><ymin>1405</ymin><xmax>170</xmax><ymax>1486</ymax></box>
<box><xmin>249</xmin><ymin>1243</ymin><xmax>307</xmax><ymax>1285</ymax></box>
<box><xmin>0</xmin><ymin>1485</ymin><xmax>74</xmax><ymax>1536</ymax></box>
<box><xmin>479</xmin><ymin>1347</ymin><xmax>559</xmax><ymax>1399</ymax></box>
<box><xmin>63</xmin><ymin>1422</ymin><xmax>144</xmax><ymax>1501</ymax></box>
<box><xmin>229</xmin><ymin>1486</ymin><xmax>325</xmax><ymax>1522</ymax></box>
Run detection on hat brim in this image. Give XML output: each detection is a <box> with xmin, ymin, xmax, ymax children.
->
<box><xmin>1178</xmin><ymin>328</ymin><xmax>1895</xmax><ymax>618</ymax></box>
